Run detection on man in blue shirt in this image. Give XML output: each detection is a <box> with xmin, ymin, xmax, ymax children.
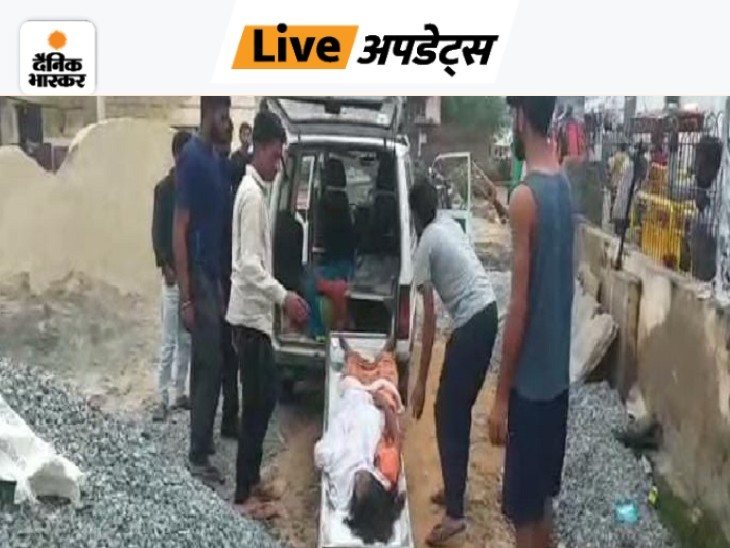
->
<box><xmin>174</xmin><ymin>96</ymin><xmax>231</xmax><ymax>485</ymax></box>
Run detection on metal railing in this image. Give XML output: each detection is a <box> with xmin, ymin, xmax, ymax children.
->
<box><xmin>589</xmin><ymin>111</ymin><xmax>724</xmax><ymax>281</ymax></box>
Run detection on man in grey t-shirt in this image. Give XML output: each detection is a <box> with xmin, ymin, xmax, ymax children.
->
<box><xmin>409</xmin><ymin>180</ymin><xmax>499</xmax><ymax>545</ymax></box>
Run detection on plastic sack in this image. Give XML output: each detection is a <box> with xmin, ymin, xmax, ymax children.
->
<box><xmin>0</xmin><ymin>394</ymin><xmax>84</xmax><ymax>506</ymax></box>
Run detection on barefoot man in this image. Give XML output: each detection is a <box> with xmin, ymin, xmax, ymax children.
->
<box><xmin>489</xmin><ymin>96</ymin><xmax>574</xmax><ymax>548</ymax></box>
<box><xmin>226</xmin><ymin>109</ymin><xmax>309</xmax><ymax>518</ymax></box>
<box><xmin>408</xmin><ymin>179</ymin><xmax>499</xmax><ymax>546</ymax></box>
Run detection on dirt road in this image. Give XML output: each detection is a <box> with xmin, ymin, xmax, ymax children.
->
<box><xmin>404</xmin><ymin>343</ymin><xmax>513</xmax><ymax>548</ymax></box>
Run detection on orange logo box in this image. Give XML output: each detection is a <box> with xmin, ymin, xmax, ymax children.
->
<box><xmin>232</xmin><ymin>24</ymin><xmax>358</xmax><ymax>69</ymax></box>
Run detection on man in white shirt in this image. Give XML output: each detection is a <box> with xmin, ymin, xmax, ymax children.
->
<box><xmin>226</xmin><ymin>110</ymin><xmax>309</xmax><ymax>515</ymax></box>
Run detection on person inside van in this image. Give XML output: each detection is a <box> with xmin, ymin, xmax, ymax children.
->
<box><xmin>303</xmin><ymin>157</ymin><xmax>357</xmax><ymax>338</ymax></box>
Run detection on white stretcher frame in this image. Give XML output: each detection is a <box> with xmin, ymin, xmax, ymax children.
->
<box><xmin>317</xmin><ymin>332</ymin><xmax>415</xmax><ymax>548</ymax></box>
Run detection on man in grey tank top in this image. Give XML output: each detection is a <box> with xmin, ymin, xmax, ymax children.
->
<box><xmin>489</xmin><ymin>97</ymin><xmax>573</xmax><ymax>548</ymax></box>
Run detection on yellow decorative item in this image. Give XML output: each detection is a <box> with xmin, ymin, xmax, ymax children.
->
<box><xmin>647</xmin><ymin>163</ymin><xmax>668</xmax><ymax>194</ymax></box>
<box><xmin>631</xmin><ymin>191</ymin><xmax>695</xmax><ymax>271</ymax></box>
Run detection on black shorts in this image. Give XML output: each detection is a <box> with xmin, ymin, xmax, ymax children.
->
<box><xmin>502</xmin><ymin>388</ymin><xmax>569</xmax><ymax>527</ymax></box>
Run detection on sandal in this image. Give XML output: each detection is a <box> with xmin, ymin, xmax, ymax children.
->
<box><xmin>425</xmin><ymin>519</ymin><xmax>467</xmax><ymax>547</ymax></box>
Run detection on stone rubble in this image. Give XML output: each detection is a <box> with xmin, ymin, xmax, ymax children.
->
<box><xmin>557</xmin><ymin>382</ymin><xmax>676</xmax><ymax>548</ymax></box>
<box><xmin>0</xmin><ymin>358</ymin><xmax>281</xmax><ymax>548</ymax></box>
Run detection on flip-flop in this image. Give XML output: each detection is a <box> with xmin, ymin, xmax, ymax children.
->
<box><xmin>425</xmin><ymin>520</ymin><xmax>467</xmax><ymax>547</ymax></box>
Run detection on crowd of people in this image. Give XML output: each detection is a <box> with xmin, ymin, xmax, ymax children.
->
<box><xmin>149</xmin><ymin>96</ymin><xmax>575</xmax><ymax>548</ymax></box>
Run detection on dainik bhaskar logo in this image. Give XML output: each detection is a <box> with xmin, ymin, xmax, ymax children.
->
<box><xmin>20</xmin><ymin>21</ymin><xmax>96</xmax><ymax>95</ymax></box>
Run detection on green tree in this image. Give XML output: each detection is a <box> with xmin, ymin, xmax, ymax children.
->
<box><xmin>441</xmin><ymin>96</ymin><xmax>507</xmax><ymax>134</ymax></box>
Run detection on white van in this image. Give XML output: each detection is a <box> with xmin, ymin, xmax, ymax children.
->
<box><xmin>263</xmin><ymin>97</ymin><xmax>416</xmax><ymax>402</ymax></box>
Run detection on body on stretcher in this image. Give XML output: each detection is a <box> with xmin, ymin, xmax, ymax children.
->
<box><xmin>317</xmin><ymin>333</ymin><xmax>415</xmax><ymax>548</ymax></box>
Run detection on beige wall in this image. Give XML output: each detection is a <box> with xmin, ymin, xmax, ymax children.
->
<box><xmin>0</xmin><ymin>96</ymin><xmax>258</xmax><ymax>146</ymax></box>
<box><xmin>580</xmin><ymin>224</ymin><xmax>730</xmax><ymax>539</ymax></box>
<box><xmin>100</xmin><ymin>96</ymin><xmax>258</xmax><ymax>132</ymax></box>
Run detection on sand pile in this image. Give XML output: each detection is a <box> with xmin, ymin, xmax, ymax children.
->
<box><xmin>0</xmin><ymin>119</ymin><xmax>175</xmax><ymax>300</ymax></box>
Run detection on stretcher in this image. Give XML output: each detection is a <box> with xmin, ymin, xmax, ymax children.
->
<box><xmin>317</xmin><ymin>332</ymin><xmax>415</xmax><ymax>548</ymax></box>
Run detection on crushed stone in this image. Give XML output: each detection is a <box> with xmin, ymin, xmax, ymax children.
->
<box><xmin>0</xmin><ymin>358</ymin><xmax>281</xmax><ymax>548</ymax></box>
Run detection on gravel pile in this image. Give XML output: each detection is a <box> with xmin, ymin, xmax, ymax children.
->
<box><xmin>0</xmin><ymin>358</ymin><xmax>281</xmax><ymax>548</ymax></box>
<box><xmin>149</xmin><ymin>397</ymin><xmax>285</xmax><ymax>508</ymax></box>
<box><xmin>556</xmin><ymin>382</ymin><xmax>676</xmax><ymax>548</ymax></box>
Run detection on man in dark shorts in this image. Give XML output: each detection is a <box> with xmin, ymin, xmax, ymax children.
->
<box><xmin>489</xmin><ymin>96</ymin><xmax>574</xmax><ymax>548</ymax></box>
<box><xmin>409</xmin><ymin>179</ymin><xmax>499</xmax><ymax>546</ymax></box>
<box><xmin>173</xmin><ymin>96</ymin><xmax>231</xmax><ymax>486</ymax></box>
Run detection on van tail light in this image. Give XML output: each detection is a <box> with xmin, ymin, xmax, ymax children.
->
<box><xmin>397</xmin><ymin>285</ymin><xmax>411</xmax><ymax>340</ymax></box>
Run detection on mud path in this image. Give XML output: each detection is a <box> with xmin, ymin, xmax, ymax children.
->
<box><xmin>403</xmin><ymin>343</ymin><xmax>514</xmax><ymax>548</ymax></box>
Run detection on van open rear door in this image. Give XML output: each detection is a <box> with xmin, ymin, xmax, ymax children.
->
<box><xmin>430</xmin><ymin>152</ymin><xmax>473</xmax><ymax>241</ymax></box>
<box><xmin>261</xmin><ymin>96</ymin><xmax>404</xmax><ymax>141</ymax></box>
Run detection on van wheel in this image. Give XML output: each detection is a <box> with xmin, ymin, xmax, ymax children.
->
<box><xmin>278</xmin><ymin>378</ymin><xmax>296</xmax><ymax>405</ymax></box>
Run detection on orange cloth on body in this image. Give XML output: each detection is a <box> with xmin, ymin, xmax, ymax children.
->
<box><xmin>345</xmin><ymin>351</ymin><xmax>399</xmax><ymax>412</ymax></box>
<box><xmin>344</xmin><ymin>350</ymin><xmax>401</xmax><ymax>486</ymax></box>
<box><xmin>376</xmin><ymin>438</ymin><xmax>400</xmax><ymax>487</ymax></box>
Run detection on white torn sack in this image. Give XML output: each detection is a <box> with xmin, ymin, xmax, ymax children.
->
<box><xmin>0</xmin><ymin>394</ymin><xmax>84</xmax><ymax>506</ymax></box>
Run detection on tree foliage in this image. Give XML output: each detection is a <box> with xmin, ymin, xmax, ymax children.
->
<box><xmin>441</xmin><ymin>96</ymin><xmax>507</xmax><ymax>134</ymax></box>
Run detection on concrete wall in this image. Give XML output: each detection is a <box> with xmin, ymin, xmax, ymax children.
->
<box><xmin>580</xmin><ymin>224</ymin><xmax>730</xmax><ymax>537</ymax></box>
<box><xmin>101</xmin><ymin>96</ymin><xmax>257</xmax><ymax>132</ymax></box>
<box><xmin>0</xmin><ymin>96</ymin><xmax>258</xmax><ymax>146</ymax></box>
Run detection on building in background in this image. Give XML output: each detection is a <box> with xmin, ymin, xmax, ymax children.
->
<box><xmin>404</xmin><ymin>96</ymin><xmax>442</xmax><ymax>158</ymax></box>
